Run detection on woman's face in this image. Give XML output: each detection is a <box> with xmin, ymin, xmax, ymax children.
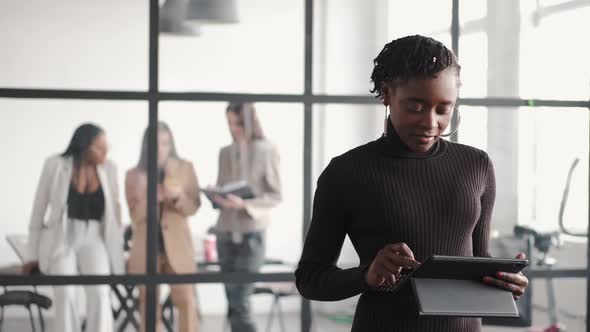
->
<box><xmin>158</xmin><ymin>130</ymin><xmax>172</xmax><ymax>167</ymax></box>
<box><xmin>87</xmin><ymin>133</ymin><xmax>108</xmax><ymax>165</ymax></box>
<box><xmin>383</xmin><ymin>67</ymin><xmax>459</xmax><ymax>153</ymax></box>
<box><xmin>226</xmin><ymin>111</ymin><xmax>246</xmax><ymax>142</ymax></box>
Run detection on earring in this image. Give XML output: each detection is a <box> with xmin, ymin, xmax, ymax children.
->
<box><xmin>383</xmin><ymin>105</ymin><xmax>389</xmax><ymax>137</ymax></box>
<box><xmin>441</xmin><ymin>108</ymin><xmax>461</xmax><ymax>138</ymax></box>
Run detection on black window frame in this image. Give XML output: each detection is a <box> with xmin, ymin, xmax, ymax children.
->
<box><xmin>1</xmin><ymin>1</ymin><xmax>589</xmax><ymax>331</ymax></box>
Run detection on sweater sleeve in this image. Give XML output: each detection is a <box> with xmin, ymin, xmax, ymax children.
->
<box><xmin>295</xmin><ymin>158</ymin><xmax>369</xmax><ymax>301</ymax></box>
<box><xmin>472</xmin><ymin>153</ymin><xmax>496</xmax><ymax>257</ymax></box>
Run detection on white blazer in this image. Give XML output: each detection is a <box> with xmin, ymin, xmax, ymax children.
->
<box><xmin>27</xmin><ymin>155</ymin><xmax>125</xmax><ymax>274</ymax></box>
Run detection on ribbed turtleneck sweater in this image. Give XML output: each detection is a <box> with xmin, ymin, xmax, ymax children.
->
<box><xmin>296</xmin><ymin>121</ymin><xmax>496</xmax><ymax>332</ymax></box>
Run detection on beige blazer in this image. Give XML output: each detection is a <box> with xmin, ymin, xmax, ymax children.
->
<box><xmin>214</xmin><ymin>139</ymin><xmax>281</xmax><ymax>234</ymax></box>
<box><xmin>27</xmin><ymin>155</ymin><xmax>125</xmax><ymax>274</ymax></box>
<box><xmin>125</xmin><ymin>158</ymin><xmax>201</xmax><ymax>274</ymax></box>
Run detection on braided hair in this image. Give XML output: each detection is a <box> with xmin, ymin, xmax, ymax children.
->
<box><xmin>370</xmin><ymin>35</ymin><xmax>461</xmax><ymax>99</ymax></box>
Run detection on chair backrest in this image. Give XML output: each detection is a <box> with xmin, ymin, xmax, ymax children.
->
<box><xmin>558</xmin><ymin>158</ymin><xmax>586</xmax><ymax>237</ymax></box>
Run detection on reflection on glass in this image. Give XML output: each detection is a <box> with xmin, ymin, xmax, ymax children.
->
<box><xmin>126</xmin><ymin>122</ymin><xmax>200</xmax><ymax>331</ymax></box>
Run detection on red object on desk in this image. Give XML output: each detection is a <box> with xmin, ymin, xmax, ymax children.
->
<box><xmin>204</xmin><ymin>235</ymin><xmax>217</xmax><ymax>263</ymax></box>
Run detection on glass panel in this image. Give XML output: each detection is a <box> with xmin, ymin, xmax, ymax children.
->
<box><xmin>159</xmin><ymin>0</ymin><xmax>304</xmax><ymax>94</ymax></box>
<box><xmin>157</xmin><ymin>102</ymin><xmax>303</xmax><ymax>270</ymax></box>
<box><xmin>313</xmin><ymin>104</ymin><xmax>382</xmax><ymax>180</ymax></box>
<box><xmin>0</xmin><ymin>0</ymin><xmax>148</xmax><ymax>90</ymax></box>
<box><xmin>387</xmin><ymin>0</ymin><xmax>452</xmax><ymax>46</ymax></box>
<box><xmin>520</xmin><ymin>0</ymin><xmax>590</xmax><ymax>100</ymax></box>
<box><xmin>457</xmin><ymin>106</ymin><xmax>488</xmax><ymax>150</ymax></box>
<box><xmin>123</xmin><ymin>281</ymin><xmax>299</xmax><ymax>331</ymax></box>
<box><xmin>518</xmin><ymin>107</ymin><xmax>588</xmax><ymax>237</ymax></box>
<box><xmin>459</xmin><ymin>0</ymin><xmax>590</xmax><ymax>100</ymax></box>
<box><xmin>313</xmin><ymin>0</ymin><xmax>452</xmax><ymax>95</ymax></box>
<box><xmin>483</xmin><ymin>278</ymin><xmax>586</xmax><ymax>331</ymax></box>
<box><xmin>0</xmin><ymin>99</ymin><xmax>146</xmax><ymax>276</ymax></box>
<box><xmin>458</xmin><ymin>105</ymin><xmax>589</xmax><ymax>331</ymax></box>
<box><xmin>457</xmin><ymin>0</ymin><xmax>488</xmax><ymax>99</ymax></box>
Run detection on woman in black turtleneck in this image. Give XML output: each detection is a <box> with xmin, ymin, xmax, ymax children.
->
<box><xmin>295</xmin><ymin>35</ymin><xmax>529</xmax><ymax>332</ymax></box>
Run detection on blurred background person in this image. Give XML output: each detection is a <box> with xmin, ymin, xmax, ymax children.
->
<box><xmin>24</xmin><ymin>123</ymin><xmax>124</xmax><ymax>332</ymax></box>
<box><xmin>211</xmin><ymin>102</ymin><xmax>281</xmax><ymax>332</ymax></box>
<box><xmin>125</xmin><ymin>121</ymin><xmax>201</xmax><ymax>332</ymax></box>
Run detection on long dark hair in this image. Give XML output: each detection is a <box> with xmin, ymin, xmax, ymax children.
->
<box><xmin>62</xmin><ymin>123</ymin><xmax>104</xmax><ymax>169</ymax></box>
<box><xmin>226</xmin><ymin>102</ymin><xmax>265</xmax><ymax>141</ymax></box>
<box><xmin>136</xmin><ymin>122</ymin><xmax>180</xmax><ymax>171</ymax></box>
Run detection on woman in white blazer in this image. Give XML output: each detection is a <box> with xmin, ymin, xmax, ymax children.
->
<box><xmin>23</xmin><ymin>123</ymin><xmax>124</xmax><ymax>332</ymax></box>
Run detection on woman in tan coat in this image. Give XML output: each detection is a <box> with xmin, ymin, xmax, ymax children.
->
<box><xmin>125</xmin><ymin>122</ymin><xmax>201</xmax><ymax>332</ymax></box>
<box><xmin>211</xmin><ymin>103</ymin><xmax>281</xmax><ymax>332</ymax></box>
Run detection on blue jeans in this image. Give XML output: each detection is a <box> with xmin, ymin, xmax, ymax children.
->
<box><xmin>217</xmin><ymin>232</ymin><xmax>265</xmax><ymax>332</ymax></box>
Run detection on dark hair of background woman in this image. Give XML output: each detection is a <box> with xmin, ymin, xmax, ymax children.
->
<box><xmin>136</xmin><ymin>121</ymin><xmax>180</xmax><ymax>171</ymax></box>
<box><xmin>62</xmin><ymin>123</ymin><xmax>104</xmax><ymax>169</ymax></box>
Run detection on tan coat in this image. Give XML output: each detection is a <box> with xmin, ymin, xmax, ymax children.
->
<box><xmin>214</xmin><ymin>139</ymin><xmax>281</xmax><ymax>234</ymax></box>
<box><xmin>125</xmin><ymin>158</ymin><xmax>201</xmax><ymax>274</ymax></box>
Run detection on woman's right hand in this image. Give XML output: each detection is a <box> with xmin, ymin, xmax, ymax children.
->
<box><xmin>365</xmin><ymin>242</ymin><xmax>421</xmax><ymax>288</ymax></box>
<box><xmin>22</xmin><ymin>261</ymin><xmax>40</xmax><ymax>275</ymax></box>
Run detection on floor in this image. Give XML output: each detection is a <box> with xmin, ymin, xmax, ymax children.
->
<box><xmin>1</xmin><ymin>309</ymin><xmax>585</xmax><ymax>332</ymax></box>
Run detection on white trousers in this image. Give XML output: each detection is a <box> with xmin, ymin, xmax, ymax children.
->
<box><xmin>49</xmin><ymin>220</ymin><xmax>112</xmax><ymax>332</ymax></box>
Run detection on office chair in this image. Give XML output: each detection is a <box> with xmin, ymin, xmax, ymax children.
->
<box><xmin>0</xmin><ymin>286</ymin><xmax>52</xmax><ymax>332</ymax></box>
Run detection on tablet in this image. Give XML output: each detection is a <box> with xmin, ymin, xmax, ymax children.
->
<box><xmin>411</xmin><ymin>278</ymin><xmax>520</xmax><ymax>317</ymax></box>
<box><xmin>412</xmin><ymin>255</ymin><xmax>529</xmax><ymax>280</ymax></box>
<box><xmin>373</xmin><ymin>255</ymin><xmax>528</xmax><ymax>317</ymax></box>
<box><xmin>374</xmin><ymin>255</ymin><xmax>528</xmax><ymax>294</ymax></box>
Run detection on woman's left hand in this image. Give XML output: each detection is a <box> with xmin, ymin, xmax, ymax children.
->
<box><xmin>483</xmin><ymin>252</ymin><xmax>529</xmax><ymax>300</ymax></box>
<box><xmin>213</xmin><ymin>194</ymin><xmax>246</xmax><ymax>210</ymax></box>
<box><xmin>225</xmin><ymin>194</ymin><xmax>246</xmax><ymax>209</ymax></box>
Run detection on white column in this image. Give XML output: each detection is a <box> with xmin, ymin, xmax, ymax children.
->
<box><xmin>486</xmin><ymin>0</ymin><xmax>521</xmax><ymax>233</ymax></box>
<box><xmin>313</xmin><ymin>0</ymin><xmax>388</xmax><ymax>264</ymax></box>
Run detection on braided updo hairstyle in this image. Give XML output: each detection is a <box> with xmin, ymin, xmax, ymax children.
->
<box><xmin>370</xmin><ymin>35</ymin><xmax>461</xmax><ymax>99</ymax></box>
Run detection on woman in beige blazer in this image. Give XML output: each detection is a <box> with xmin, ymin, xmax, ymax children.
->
<box><xmin>24</xmin><ymin>123</ymin><xmax>124</xmax><ymax>332</ymax></box>
<box><xmin>211</xmin><ymin>103</ymin><xmax>281</xmax><ymax>332</ymax></box>
<box><xmin>125</xmin><ymin>122</ymin><xmax>201</xmax><ymax>332</ymax></box>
